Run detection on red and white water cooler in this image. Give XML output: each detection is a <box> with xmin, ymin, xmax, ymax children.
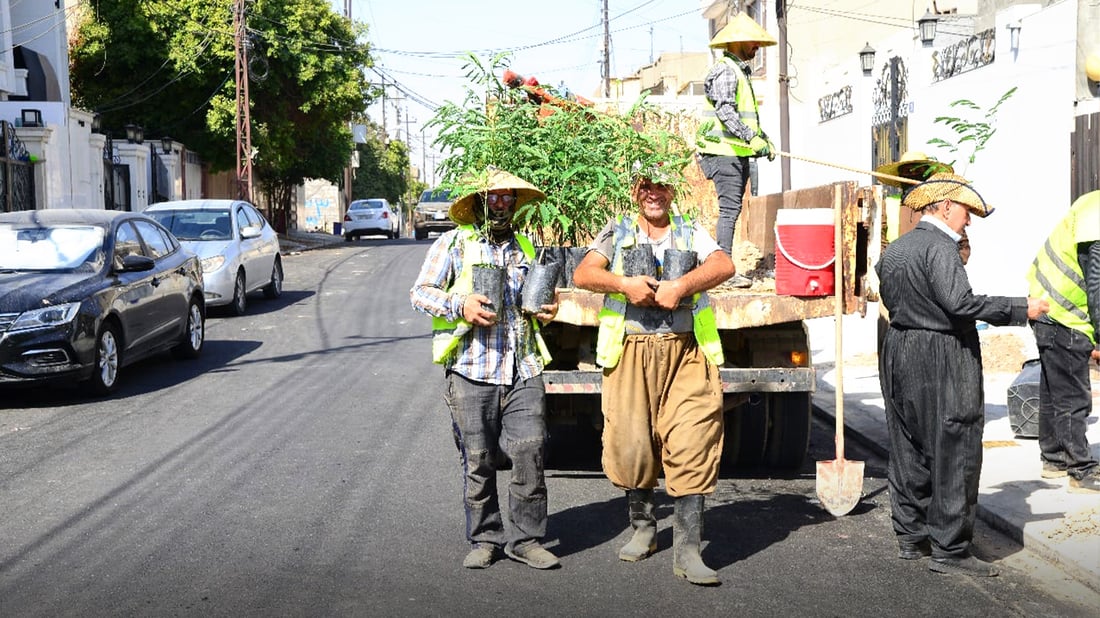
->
<box><xmin>774</xmin><ymin>208</ymin><xmax>835</xmax><ymax>297</ymax></box>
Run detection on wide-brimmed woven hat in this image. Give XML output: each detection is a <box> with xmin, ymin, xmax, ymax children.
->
<box><xmin>448</xmin><ymin>167</ymin><xmax>546</xmax><ymax>225</ymax></box>
<box><xmin>874</xmin><ymin>151</ymin><xmax>954</xmax><ymax>187</ymax></box>
<box><xmin>709</xmin><ymin>13</ymin><xmax>777</xmax><ymax>48</ymax></box>
<box><xmin>901</xmin><ymin>172</ymin><xmax>994</xmax><ymax>218</ymax></box>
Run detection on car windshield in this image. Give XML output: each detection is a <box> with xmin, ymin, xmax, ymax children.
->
<box><xmin>0</xmin><ymin>224</ymin><xmax>106</xmax><ymax>272</ymax></box>
<box><xmin>420</xmin><ymin>190</ymin><xmax>452</xmax><ymax>203</ymax></box>
<box><xmin>147</xmin><ymin>209</ymin><xmax>232</xmax><ymax>241</ymax></box>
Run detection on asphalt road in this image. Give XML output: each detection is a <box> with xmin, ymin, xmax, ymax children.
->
<box><xmin>0</xmin><ymin>237</ymin><xmax>1096</xmax><ymax>617</ymax></box>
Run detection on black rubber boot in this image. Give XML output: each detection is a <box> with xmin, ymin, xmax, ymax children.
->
<box><xmin>672</xmin><ymin>494</ymin><xmax>719</xmax><ymax>585</ymax></box>
<box><xmin>618</xmin><ymin>489</ymin><xmax>657</xmax><ymax>562</ymax></box>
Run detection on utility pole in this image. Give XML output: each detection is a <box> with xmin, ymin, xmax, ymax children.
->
<box><xmin>777</xmin><ymin>0</ymin><xmax>791</xmax><ymax>190</ymax></box>
<box><xmin>343</xmin><ymin>0</ymin><xmax>353</xmax><ymax>214</ymax></box>
<box><xmin>233</xmin><ymin>0</ymin><xmax>253</xmax><ymax>203</ymax></box>
<box><xmin>602</xmin><ymin>0</ymin><xmax>610</xmax><ymax>98</ymax></box>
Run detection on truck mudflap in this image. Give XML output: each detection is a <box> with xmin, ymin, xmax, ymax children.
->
<box><xmin>543</xmin><ymin>367</ymin><xmax>815</xmax><ymax>394</ymax></box>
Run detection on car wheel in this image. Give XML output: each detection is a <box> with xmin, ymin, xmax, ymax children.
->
<box><xmin>230</xmin><ymin>270</ymin><xmax>247</xmax><ymax>316</ymax></box>
<box><xmin>85</xmin><ymin>322</ymin><xmax>121</xmax><ymax>396</ymax></box>
<box><xmin>414</xmin><ymin>228</ymin><xmax>427</xmax><ymax>240</ymax></box>
<box><xmin>172</xmin><ymin>297</ymin><xmax>205</xmax><ymax>359</ymax></box>
<box><xmin>263</xmin><ymin>257</ymin><xmax>283</xmax><ymax>299</ymax></box>
<box><xmin>344</xmin><ymin>233</ymin><xmax>353</xmax><ymax>242</ymax></box>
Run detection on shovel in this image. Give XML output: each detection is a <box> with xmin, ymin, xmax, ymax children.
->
<box><xmin>815</xmin><ymin>190</ymin><xmax>865</xmax><ymax>516</ymax></box>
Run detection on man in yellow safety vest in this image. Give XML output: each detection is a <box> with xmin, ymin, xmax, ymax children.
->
<box><xmin>573</xmin><ymin>162</ymin><xmax>735</xmax><ymax>585</ymax></box>
<box><xmin>696</xmin><ymin>12</ymin><xmax>777</xmax><ymax>288</ymax></box>
<box><xmin>1027</xmin><ymin>190</ymin><xmax>1100</xmax><ymax>493</ymax></box>
<box><xmin>409</xmin><ymin>167</ymin><xmax>561</xmax><ymax>570</ymax></box>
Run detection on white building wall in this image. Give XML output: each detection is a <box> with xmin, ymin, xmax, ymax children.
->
<box><xmin>783</xmin><ymin>1</ymin><xmax>1079</xmax><ymax>296</ymax></box>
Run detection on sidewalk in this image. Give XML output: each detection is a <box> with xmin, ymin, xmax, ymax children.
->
<box><xmin>807</xmin><ymin>305</ymin><xmax>1100</xmax><ymax>592</ymax></box>
<box><xmin>279</xmin><ymin>229</ymin><xmax>345</xmax><ymax>253</ymax></box>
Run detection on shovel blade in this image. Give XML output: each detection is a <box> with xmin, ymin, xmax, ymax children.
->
<box><xmin>816</xmin><ymin>458</ymin><xmax>865</xmax><ymax>516</ymax></box>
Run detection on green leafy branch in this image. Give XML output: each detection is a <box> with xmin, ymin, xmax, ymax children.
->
<box><xmin>927</xmin><ymin>86</ymin><xmax>1017</xmax><ymax>172</ymax></box>
<box><xmin>424</xmin><ymin>53</ymin><xmax>692</xmax><ymax>247</ymax></box>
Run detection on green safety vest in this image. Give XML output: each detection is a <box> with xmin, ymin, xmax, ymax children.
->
<box><xmin>595</xmin><ymin>215</ymin><xmax>724</xmax><ymax>368</ymax></box>
<box><xmin>431</xmin><ymin>226</ymin><xmax>551</xmax><ymax>364</ymax></box>
<box><xmin>696</xmin><ymin>55</ymin><xmax>761</xmax><ymax>158</ymax></box>
<box><xmin>1027</xmin><ymin>191</ymin><xmax>1100</xmax><ymax>344</ymax></box>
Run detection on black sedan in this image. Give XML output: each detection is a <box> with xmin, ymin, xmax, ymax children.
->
<box><xmin>0</xmin><ymin>209</ymin><xmax>205</xmax><ymax>395</ymax></box>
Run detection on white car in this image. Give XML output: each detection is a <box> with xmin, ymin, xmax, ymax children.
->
<box><xmin>344</xmin><ymin>198</ymin><xmax>400</xmax><ymax>240</ymax></box>
<box><xmin>145</xmin><ymin>199</ymin><xmax>283</xmax><ymax>315</ymax></box>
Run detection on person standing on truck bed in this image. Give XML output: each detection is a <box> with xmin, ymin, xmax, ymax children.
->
<box><xmin>409</xmin><ymin>168</ymin><xmax>561</xmax><ymax>571</ymax></box>
<box><xmin>875</xmin><ymin>173</ymin><xmax>1049</xmax><ymax>577</ymax></box>
<box><xmin>696</xmin><ymin>12</ymin><xmax>777</xmax><ymax>289</ymax></box>
<box><xmin>1027</xmin><ymin>190</ymin><xmax>1100</xmax><ymax>494</ymax></box>
<box><xmin>572</xmin><ymin>162</ymin><xmax>735</xmax><ymax>586</ymax></box>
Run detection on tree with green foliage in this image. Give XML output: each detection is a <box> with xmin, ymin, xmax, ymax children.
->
<box><xmin>927</xmin><ymin>87</ymin><xmax>1017</xmax><ymax>173</ymax></box>
<box><xmin>426</xmin><ymin>53</ymin><xmax>693</xmax><ymax>247</ymax></box>
<box><xmin>70</xmin><ymin>0</ymin><xmax>379</xmax><ymax>232</ymax></box>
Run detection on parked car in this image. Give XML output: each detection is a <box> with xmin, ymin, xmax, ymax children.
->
<box><xmin>413</xmin><ymin>188</ymin><xmax>456</xmax><ymax>240</ymax></box>
<box><xmin>0</xmin><ymin>209</ymin><xmax>205</xmax><ymax>395</ymax></box>
<box><xmin>145</xmin><ymin>199</ymin><xmax>283</xmax><ymax>316</ymax></box>
<box><xmin>343</xmin><ymin>198</ymin><xmax>400</xmax><ymax>240</ymax></box>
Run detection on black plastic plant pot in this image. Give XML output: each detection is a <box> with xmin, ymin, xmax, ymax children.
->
<box><xmin>661</xmin><ymin>249</ymin><xmax>697</xmax><ymax>281</ymax></box>
<box><xmin>520</xmin><ymin>261</ymin><xmax>562</xmax><ymax>314</ymax></box>
<box><xmin>562</xmin><ymin>246</ymin><xmax>588</xmax><ymax>289</ymax></box>
<box><xmin>472</xmin><ymin>264</ymin><xmax>506</xmax><ymax>316</ymax></box>
<box><xmin>661</xmin><ymin>248</ymin><xmax>697</xmax><ymax>307</ymax></box>
<box><xmin>622</xmin><ymin>244</ymin><xmax>657</xmax><ymax>277</ymax></box>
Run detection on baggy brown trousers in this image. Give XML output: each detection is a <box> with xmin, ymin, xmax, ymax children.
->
<box><xmin>601</xmin><ymin>333</ymin><xmax>724</xmax><ymax>497</ymax></box>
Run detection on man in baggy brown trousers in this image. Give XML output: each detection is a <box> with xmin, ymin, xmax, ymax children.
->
<box><xmin>573</xmin><ymin>163</ymin><xmax>735</xmax><ymax>585</ymax></box>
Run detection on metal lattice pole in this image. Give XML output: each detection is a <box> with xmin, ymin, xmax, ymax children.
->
<box><xmin>234</xmin><ymin>0</ymin><xmax>253</xmax><ymax>203</ymax></box>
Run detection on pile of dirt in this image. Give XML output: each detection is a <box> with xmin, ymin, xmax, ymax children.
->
<box><xmin>979</xmin><ymin>331</ymin><xmax>1029</xmax><ymax>374</ymax></box>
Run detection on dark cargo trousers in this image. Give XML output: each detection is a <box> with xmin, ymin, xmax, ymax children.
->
<box><xmin>1032</xmin><ymin>319</ymin><xmax>1098</xmax><ymax>479</ymax></box>
<box><xmin>444</xmin><ymin>371</ymin><xmax>548</xmax><ymax>548</ymax></box>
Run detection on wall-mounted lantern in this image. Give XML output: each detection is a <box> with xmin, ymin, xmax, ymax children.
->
<box><xmin>918</xmin><ymin>9</ymin><xmax>938</xmax><ymax>47</ymax></box>
<box><xmin>91</xmin><ymin>113</ymin><xmax>102</xmax><ymax>133</ymax></box>
<box><xmin>124</xmin><ymin>124</ymin><xmax>144</xmax><ymax>144</ymax></box>
<box><xmin>161</xmin><ymin>136</ymin><xmax>173</xmax><ymax>155</ymax></box>
<box><xmin>859</xmin><ymin>43</ymin><xmax>876</xmax><ymax>76</ymax></box>
<box><xmin>1006</xmin><ymin>21</ymin><xmax>1022</xmax><ymax>53</ymax></box>
<box><xmin>20</xmin><ymin>108</ymin><xmax>42</xmax><ymax>128</ymax></box>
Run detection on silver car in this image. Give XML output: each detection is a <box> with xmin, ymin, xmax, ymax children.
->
<box><xmin>145</xmin><ymin>199</ymin><xmax>283</xmax><ymax>315</ymax></box>
<box><xmin>343</xmin><ymin>198</ymin><xmax>400</xmax><ymax>240</ymax></box>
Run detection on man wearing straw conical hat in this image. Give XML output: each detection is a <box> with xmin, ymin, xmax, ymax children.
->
<box><xmin>875</xmin><ymin>151</ymin><xmax>955</xmax><ymax>241</ymax></box>
<box><xmin>410</xmin><ymin>167</ymin><xmax>561</xmax><ymax>570</ymax></box>
<box><xmin>696</xmin><ymin>12</ymin><xmax>777</xmax><ymax>288</ymax></box>
<box><xmin>875</xmin><ymin>173</ymin><xmax>1049</xmax><ymax>577</ymax></box>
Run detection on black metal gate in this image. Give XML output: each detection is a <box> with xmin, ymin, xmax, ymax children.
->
<box><xmin>1</xmin><ymin>120</ymin><xmax>36</xmax><ymax>212</ymax></box>
<box><xmin>1071</xmin><ymin>111</ymin><xmax>1099</xmax><ymax>202</ymax></box>
<box><xmin>103</xmin><ymin>135</ymin><xmax>131</xmax><ymax>210</ymax></box>
<box><xmin>871</xmin><ymin>56</ymin><xmax>909</xmax><ymax>190</ymax></box>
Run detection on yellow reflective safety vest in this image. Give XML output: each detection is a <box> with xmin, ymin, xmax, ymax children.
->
<box><xmin>595</xmin><ymin>215</ymin><xmax>724</xmax><ymax>368</ymax></box>
<box><xmin>431</xmin><ymin>226</ymin><xmax>551</xmax><ymax>364</ymax></box>
<box><xmin>1027</xmin><ymin>191</ymin><xmax>1100</xmax><ymax>344</ymax></box>
<box><xmin>696</xmin><ymin>54</ymin><xmax>761</xmax><ymax>158</ymax></box>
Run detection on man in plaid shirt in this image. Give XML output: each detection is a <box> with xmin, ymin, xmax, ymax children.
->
<box><xmin>410</xmin><ymin>168</ymin><xmax>561</xmax><ymax>571</ymax></box>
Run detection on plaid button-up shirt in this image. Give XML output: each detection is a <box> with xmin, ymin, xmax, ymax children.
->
<box><xmin>704</xmin><ymin>52</ymin><xmax>758</xmax><ymax>143</ymax></box>
<box><xmin>410</xmin><ymin>228</ymin><xmax>544</xmax><ymax>385</ymax></box>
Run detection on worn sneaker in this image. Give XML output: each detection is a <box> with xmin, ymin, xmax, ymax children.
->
<box><xmin>462</xmin><ymin>544</ymin><xmax>500</xmax><ymax>569</ymax></box>
<box><xmin>724</xmin><ymin>274</ymin><xmax>753</xmax><ymax>289</ymax></box>
<box><xmin>1041</xmin><ymin>461</ymin><xmax>1068</xmax><ymax>479</ymax></box>
<box><xmin>1068</xmin><ymin>468</ymin><xmax>1100</xmax><ymax>494</ymax></box>
<box><xmin>929</xmin><ymin>555</ymin><xmax>999</xmax><ymax>577</ymax></box>
<box><xmin>897</xmin><ymin>540</ymin><xmax>931</xmax><ymax>560</ymax></box>
<box><xmin>505</xmin><ymin>541</ymin><xmax>561</xmax><ymax>570</ymax></box>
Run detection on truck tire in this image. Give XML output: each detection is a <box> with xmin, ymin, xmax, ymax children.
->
<box><xmin>764</xmin><ymin>392</ymin><xmax>811</xmax><ymax>469</ymax></box>
<box><xmin>720</xmin><ymin>395</ymin><xmax>768</xmax><ymax>472</ymax></box>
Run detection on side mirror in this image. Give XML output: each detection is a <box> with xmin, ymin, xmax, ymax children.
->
<box><xmin>240</xmin><ymin>225</ymin><xmax>262</xmax><ymax>239</ymax></box>
<box><xmin>118</xmin><ymin>254</ymin><xmax>155</xmax><ymax>272</ymax></box>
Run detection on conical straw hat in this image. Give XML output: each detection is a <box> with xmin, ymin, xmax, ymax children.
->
<box><xmin>709</xmin><ymin>13</ymin><xmax>777</xmax><ymax>48</ymax></box>
<box><xmin>448</xmin><ymin>167</ymin><xmax>545</xmax><ymax>225</ymax></box>
<box><xmin>874</xmin><ymin>151</ymin><xmax>954</xmax><ymax>187</ymax></box>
